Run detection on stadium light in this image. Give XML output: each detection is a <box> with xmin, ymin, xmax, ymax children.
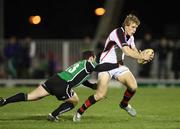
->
<box><xmin>95</xmin><ymin>7</ymin><xmax>105</xmax><ymax>16</ymax></box>
<box><xmin>29</xmin><ymin>15</ymin><xmax>41</xmax><ymax>25</ymax></box>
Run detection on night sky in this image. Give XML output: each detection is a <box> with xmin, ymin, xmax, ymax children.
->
<box><xmin>4</xmin><ymin>0</ymin><xmax>180</xmax><ymax>39</ymax></box>
<box><xmin>121</xmin><ymin>0</ymin><xmax>180</xmax><ymax>39</ymax></box>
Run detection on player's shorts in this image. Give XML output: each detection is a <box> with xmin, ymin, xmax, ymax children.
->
<box><xmin>41</xmin><ymin>74</ymin><xmax>74</xmax><ymax>100</ymax></box>
<box><xmin>99</xmin><ymin>65</ymin><xmax>130</xmax><ymax>79</ymax></box>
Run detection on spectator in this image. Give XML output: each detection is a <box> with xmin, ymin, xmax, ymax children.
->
<box><xmin>157</xmin><ymin>37</ymin><xmax>170</xmax><ymax>79</ymax></box>
<box><xmin>21</xmin><ymin>36</ymin><xmax>36</xmax><ymax>78</ymax></box>
<box><xmin>3</xmin><ymin>36</ymin><xmax>20</xmax><ymax>78</ymax></box>
<box><xmin>15</xmin><ymin>38</ymin><xmax>31</xmax><ymax>78</ymax></box>
<box><xmin>171</xmin><ymin>40</ymin><xmax>180</xmax><ymax>79</ymax></box>
<box><xmin>47</xmin><ymin>52</ymin><xmax>57</xmax><ymax>77</ymax></box>
<box><xmin>0</xmin><ymin>53</ymin><xmax>7</xmax><ymax>78</ymax></box>
<box><xmin>138</xmin><ymin>32</ymin><xmax>154</xmax><ymax>78</ymax></box>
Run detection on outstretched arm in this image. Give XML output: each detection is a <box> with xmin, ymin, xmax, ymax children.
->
<box><xmin>86</xmin><ymin>61</ymin><xmax>120</xmax><ymax>73</ymax></box>
<box><xmin>93</xmin><ymin>63</ymin><xmax>119</xmax><ymax>72</ymax></box>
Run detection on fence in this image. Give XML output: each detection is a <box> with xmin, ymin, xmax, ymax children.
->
<box><xmin>0</xmin><ymin>39</ymin><xmax>179</xmax><ymax>86</ymax></box>
<box><xmin>0</xmin><ymin>39</ymin><xmax>93</xmax><ymax>78</ymax></box>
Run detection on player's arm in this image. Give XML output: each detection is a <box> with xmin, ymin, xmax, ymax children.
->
<box><xmin>82</xmin><ymin>80</ymin><xmax>97</xmax><ymax>90</ymax></box>
<box><xmin>122</xmin><ymin>46</ymin><xmax>150</xmax><ymax>60</ymax></box>
<box><xmin>131</xmin><ymin>46</ymin><xmax>139</xmax><ymax>53</ymax></box>
<box><xmin>86</xmin><ymin>61</ymin><xmax>120</xmax><ymax>73</ymax></box>
<box><xmin>94</xmin><ymin>63</ymin><xmax>120</xmax><ymax>72</ymax></box>
<box><xmin>113</xmin><ymin>28</ymin><xmax>151</xmax><ymax>60</ymax></box>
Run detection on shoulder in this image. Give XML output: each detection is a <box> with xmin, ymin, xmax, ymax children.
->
<box><xmin>111</xmin><ymin>27</ymin><xmax>124</xmax><ymax>35</ymax></box>
<box><xmin>112</xmin><ymin>27</ymin><xmax>126</xmax><ymax>43</ymax></box>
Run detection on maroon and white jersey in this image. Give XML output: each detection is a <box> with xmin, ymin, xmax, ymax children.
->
<box><xmin>100</xmin><ymin>27</ymin><xmax>136</xmax><ymax>64</ymax></box>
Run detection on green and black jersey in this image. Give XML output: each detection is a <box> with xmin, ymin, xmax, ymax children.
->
<box><xmin>57</xmin><ymin>60</ymin><xmax>119</xmax><ymax>88</ymax></box>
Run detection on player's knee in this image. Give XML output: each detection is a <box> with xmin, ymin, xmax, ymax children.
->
<box><xmin>67</xmin><ymin>95</ymin><xmax>79</xmax><ymax>106</ymax></box>
<box><xmin>129</xmin><ymin>85</ymin><xmax>138</xmax><ymax>92</ymax></box>
<box><xmin>94</xmin><ymin>92</ymin><xmax>106</xmax><ymax>101</ymax></box>
<box><xmin>73</xmin><ymin>97</ymin><xmax>79</xmax><ymax>105</ymax></box>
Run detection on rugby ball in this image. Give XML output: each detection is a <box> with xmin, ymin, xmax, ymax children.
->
<box><xmin>137</xmin><ymin>48</ymin><xmax>154</xmax><ymax>64</ymax></box>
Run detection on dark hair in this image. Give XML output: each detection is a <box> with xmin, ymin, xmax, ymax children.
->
<box><xmin>82</xmin><ymin>50</ymin><xmax>95</xmax><ymax>60</ymax></box>
<box><xmin>122</xmin><ymin>14</ymin><xmax>140</xmax><ymax>27</ymax></box>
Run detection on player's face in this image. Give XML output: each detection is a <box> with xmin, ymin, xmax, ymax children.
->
<box><xmin>88</xmin><ymin>56</ymin><xmax>96</xmax><ymax>62</ymax></box>
<box><xmin>125</xmin><ymin>22</ymin><xmax>138</xmax><ymax>36</ymax></box>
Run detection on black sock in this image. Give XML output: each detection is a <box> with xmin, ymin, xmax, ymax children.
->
<box><xmin>4</xmin><ymin>93</ymin><xmax>27</xmax><ymax>105</ymax></box>
<box><xmin>120</xmin><ymin>89</ymin><xmax>136</xmax><ymax>107</ymax></box>
<box><xmin>77</xmin><ymin>95</ymin><xmax>97</xmax><ymax>115</ymax></box>
<box><xmin>51</xmin><ymin>102</ymin><xmax>74</xmax><ymax>117</ymax></box>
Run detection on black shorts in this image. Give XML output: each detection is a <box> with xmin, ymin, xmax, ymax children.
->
<box><xmin>42</xmin><ymin>74</ymin><xmax>74</xmax><ymax>100</ymax></box>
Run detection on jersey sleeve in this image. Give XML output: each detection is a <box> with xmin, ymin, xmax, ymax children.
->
<box><xmin>93</xmin><ymin>63</ymin><xmax>119</xmax><ymax>72</ymax></box>
<box><xmin>129</xmin><ymin>36</ymin><xmax>136</xmax><ymax>48</ymax></box>
<box><xmin>86</xmin><ymin>61</ymin><xmax>119</xmax><ymax>73</ymax></box>
<box><xmin>86</xmin><ymin>61</ymin><xmax>98</xmax><ymax>73</ymax></box>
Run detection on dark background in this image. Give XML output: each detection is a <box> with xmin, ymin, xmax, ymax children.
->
<box><xmin>4</xmin><ymin>0</ymin><xmax>180</xmax><ymax>39</ymax></box>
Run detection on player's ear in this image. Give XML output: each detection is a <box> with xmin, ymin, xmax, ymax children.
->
<box><xmin>88</xmin><ymin>56</ymin><xmax>94</xmax><ymax>62</ymax></box>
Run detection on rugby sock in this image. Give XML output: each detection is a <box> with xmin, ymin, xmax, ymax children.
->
<box><xmin>77</xmin><ymin>95</ymin><xmax>97</xmax><ymax>115</ymax></box>
<box><xmin>51</xmin><ymin>102</ymin><xmax>74</xmax><ymax>117</ymax></box>
<box><xmin>3</xmin><ymin>93</ymin><xmax>27</xmax><ymax>105</ymax></box>
<box><xmin>120</xmin><ymin>89</ymin><xmax>136</xmax><ymax>107</ymax></box>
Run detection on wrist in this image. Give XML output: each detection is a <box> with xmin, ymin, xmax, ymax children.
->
<box><xmin>139</xmin><ymin>53</ymin><xmax>144</xmax><ymax>60</ymax></box>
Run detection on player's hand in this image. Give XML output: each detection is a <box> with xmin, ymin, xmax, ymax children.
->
<box><xmin>140</xmin><ymin>50</ymin><xmax>154</xmax><ymax>61</ymax></box>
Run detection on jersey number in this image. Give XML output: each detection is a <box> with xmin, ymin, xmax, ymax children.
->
<box><xmin>67</xmin><ymin>64</ymin><xmax>80</xmax><ymax>73</ymax></box>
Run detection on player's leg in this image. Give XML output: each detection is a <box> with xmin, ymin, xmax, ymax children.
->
<box><xmin>116</xmin><ymin>71</ymin><xmax>137</xmax><ymax>116</ymax></box>
<box><xmin>27</xmin><ymin>85</ymin><xmax>50</xmax><ymax>100</ymax></box>
<box><xmin>0</xmin><ymin>85</ymin><xmax>50</xmax><ymax>107</ymax></box>
<box><xmin>48</xmin><ymin>91</ymin><xmax>79</xmax><ymax>122</ymax></box>
<box><xmin>94</xmin><ymin>72</ymin><xmax>111</xmax><ymax>101</ymax></box>
<box><xmin>73</xmin><ymin>72</ymin><xmax>110</xmax><ymax>122</ymax></box>
<box><xmin>51</xmin><ymin>91</ymin><xmax>79</xmax><ymax>117</ymax></box>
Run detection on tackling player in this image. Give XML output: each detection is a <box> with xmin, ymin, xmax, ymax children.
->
<box><xmin>73</xmin><ymin>14</ymin><xmax>154</xmax><ymax>122</ymax></box>
<box><xmin>0</xmin><ymin>51</ymin><xmax>121</xmax><ymax>122</ymax></box>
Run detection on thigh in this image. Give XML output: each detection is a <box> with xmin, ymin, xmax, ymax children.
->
<box><xmin>97</xmin><ymin>72</ymin><xmax>111</xmax><ymax>91</ymax></box>
<box><xmin>43</xmin><ymin>74</ymin><xmax>72</xmax><ymax>100</ymax></box>
<box><xmin>53</xmin><ymin>85</ymin><xmax>74</xmax><ymax>101</ymax></box>
<box><xmin>116</xmin><ymin>71</ymin><xmax>137</xmax><ymax>90</ymax></box>
<box><xmin>28</xmin><ymin>85</ymin><xmax>50</xmax><ymax>101</ymax></box>
<box><xmin>94</xmin><ymin>72</ymin><xmax>111</xmax><ymax>99</ymax></box>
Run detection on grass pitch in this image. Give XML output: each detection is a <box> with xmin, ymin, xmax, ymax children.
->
<box><xmin>0</xmin><ymin>86</ymin><xmax>180</xmax><ymax>129</ymax></box>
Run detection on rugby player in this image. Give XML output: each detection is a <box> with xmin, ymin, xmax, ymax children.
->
<box><xmin>73</xmin><ymin>14</ymin><xmax>154</xmax><ymax>122</ymax></box>
<box><xmin>0</xmin><ymin>51</ymin><xmax>121</xmax><ymax>122</ymax></box>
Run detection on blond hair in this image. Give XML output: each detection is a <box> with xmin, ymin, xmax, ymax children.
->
<box><xmin>123</xmin><ymin>14</ymin><xmax>140</xmax><ymax>27</ymax></box>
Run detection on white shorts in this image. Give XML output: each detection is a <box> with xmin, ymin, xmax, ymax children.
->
<box><xmin>99</xmin><ymin>66</ymin><xmax>130</xmax><ymax>79</ymax></box>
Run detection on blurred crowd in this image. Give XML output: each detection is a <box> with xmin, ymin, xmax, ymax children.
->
<box><xmin>0</xmin><ymin>36</ymin><xmax>59</xmax><ymax>79</ymax></box>
<box><xmin>137</xmin><ymin>32</ymin><xmax>180</xmax><ymax>79</ymax></box>
<box><xmin>0</xmin><ymin>33</ymin><xmax>180</xmax><ymax>79</ymax></box>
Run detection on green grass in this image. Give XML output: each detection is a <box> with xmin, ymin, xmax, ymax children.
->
<box><xmin>0</xmin><ymin>86</ymin><xmax>180</xmax><ymax>129</ymax></box>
